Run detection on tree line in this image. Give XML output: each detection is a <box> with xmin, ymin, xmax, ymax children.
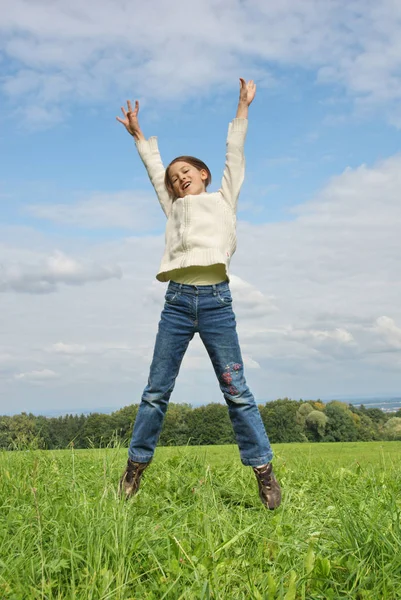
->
<box><xmin>1</xmin><ymin>399</ymin><xmax>400</xmax><ymax>451</ymax></box>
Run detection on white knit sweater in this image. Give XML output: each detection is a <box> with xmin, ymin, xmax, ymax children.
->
<box><xmin>136</xmin><ymin>118</ymin><xmax>248</xmax><ymax>282</ymax></box>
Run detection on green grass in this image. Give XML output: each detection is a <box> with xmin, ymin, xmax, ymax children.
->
<box><xmin>1</xmin><ymin>442</ymin><xmax>400</xmax><ymax>599</ymax></box>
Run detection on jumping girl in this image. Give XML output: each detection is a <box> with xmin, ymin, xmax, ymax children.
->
<box><xmin>116</xmin><ymin>79</ymin><xmax>281</xmax><ymax>509</ymax></box>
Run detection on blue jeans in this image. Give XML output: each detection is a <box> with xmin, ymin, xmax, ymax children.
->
<box><xmin>128</xmin><ymin>281</ymin><xmax>273</xmax><ymax>467</ymax></box>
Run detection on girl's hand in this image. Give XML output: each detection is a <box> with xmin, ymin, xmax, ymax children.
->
<box><xmin>116</xmin><ymin>100</ymin><xmax>145</xmax><ymax>141</ymax></box>
<box><xmin>239</xmin><ymin>78</ymin><xmax>256</xmax><ymax>106</ymax></box>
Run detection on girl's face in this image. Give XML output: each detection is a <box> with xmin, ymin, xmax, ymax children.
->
<box><xmin>168</xmin><ymin>161</ymin><xmax>208</xmax><ymax>198</ymax></box>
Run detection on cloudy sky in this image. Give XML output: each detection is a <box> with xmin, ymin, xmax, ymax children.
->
<box><xmin>1</xmin><ymin>0</ymin><xmax>401</xmax><ymax>415</ymax></box>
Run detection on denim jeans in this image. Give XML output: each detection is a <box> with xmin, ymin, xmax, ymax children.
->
<box><xmin>128</xmin><ymin>281</ymin><xmax>273</xmax><ymax>467</ymax></box>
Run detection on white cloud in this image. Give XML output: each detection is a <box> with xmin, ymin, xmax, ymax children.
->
<box><xmin>15</xmin><ymin>369</ymin><xmax>59</xmax><ymax>381</ymax></box>
<box><xmin>50</xmin><ymin>342</ymin><xmax>87</xmax><ymax>355</ymax></box>
<box><xmin>284</xmin><ymin>326</ymin><xmax>354</xmax><ymax>347</ymax></box>
<box><xmin>243</xmin><ymin>355</ymin><xmax>261</xmax><ymax>369</ymax></box>
<box><xmin>234</xmin><ymin>153</ymin><xmax>401</xmax><ymax>374</ymax></box>
<box><xmin>1</xmin><ymin>0</ymin><xmax>401</xmax><ymax>126</ymax></box>
<box><xmin>47</xmin><ymin>341</ymin><xmax>134</xmax><ymax>356</ymax></box>
<box><xmin>0</xmin><ymin>352</ymin><xmax>14</xmax><ymax>364</ymax></box>
<box><xmin>236</xmin><ymin>154</ymin><xmax>401</xmax><ymax>313</ymax></box>
<box><xmin>374</xmin><ymin>316</ymin><xmax>401</xmax><ymax>350</ymax></box>
<box><xmin>0</xmin><ymin>250</ymin><xmax>122</xmax><ymax>293</ymax></box>
<box><xmin>26</xmin><ymin>191</ymin><xmax>165</xmax><ymax>232</ymax></box>
<box><xmin>230</xmin><ymin>274</ymin><xmax>278</xmax><ymax>317</ymax></box>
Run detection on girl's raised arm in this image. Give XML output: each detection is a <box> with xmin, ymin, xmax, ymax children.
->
<box><xmin>117</xmin><ymin>100</ymin><xmax>172</xmax><ymax>217</ymax></box>
<box><xmin>219</xmin><ymin>79</ymin><xmax>256</xmax><ymax>212</ymax></box>
<box><xmin>236</xmin><ymin>79</ymin><xmax>256</xmax><ymax>119</ymax></box>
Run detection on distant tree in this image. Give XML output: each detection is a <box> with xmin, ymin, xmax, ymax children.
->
<box><xmin>359</xmin><ymin>406</ymin><xmax>386</xmax><ymax>424</ymax></box>
<box><xmin>45</xmin><ymin>416</ymin><xmax>66</xmax><ymax>448</ymax></box>
<box><xmin>296</xmin><ymin>402</ymin><xmax>314</xmax><ymax>427</ymax></box>
<box><xmin>305</xmin><ymin>410</ymin><xmax>328</xmax><ymax>441</ymax></box>
<box><xmin>348</xmin><ymin>409</ymin><xmax>378</xmax><ymax>441</ymax></box>
<box><xmin>260</xmin><ymin>399</ymin><xmax>305</xmax><ymax>443</ymax></box>
<box><xmin>8</xmin><ymin>413</ymin><xmax>44</xmax><ymax>449</ymax></box>
<box><xmin>35</xmin><ymin>415</ymin><xmax>52</xmax><ymax>448</ymax></box>
<box><xmin>187</xmin><ymin>404</ymin><xmax>235</xmax><ymax>445</ymax></box>
<box><xmin>81</xmin><ymin>413</ymin><xmax>114</xmax><ymax>447</ymax></box>
<box><xmin>1</xmin><ymin>397</ymin><xmax>398</xmax><ymax>451</ymax></box>
<box><xmin>383</xmin><ymin>417</ymin><xmax>401</xmax><ymax>440</ymax></box>
<box><xmin>45</xmin><ymin>414</ymin><xmax>86</xmax><ymax>449</ymax></box>
<box><xmin>159</xmin><ymin>403</ymin><xmax>192</xmax><ymax>446</ymax></box>
<box><xmin>323</xmin><ymin>403</ymin><xmax>358</xmax><ymax>442</ymax></box>
<box><xmin>111</xmin><ymin>405</ymin><xmax>139</xmax><ymax>444</ymax></box>
<box><xmin>65</xmin><ymin>414</ymin><xmax>86</xmax><ymax>447</ymax></box>
<box><xmin>0</xmin><ymin>417</ymin><xmax>11</xmax><ymax>449</ymax></box>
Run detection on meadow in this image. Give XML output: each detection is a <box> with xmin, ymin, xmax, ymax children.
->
<box><xmin>0</xmin><ymin>442</ymin><xmax>400</xmax><ymax>599</ymax></box>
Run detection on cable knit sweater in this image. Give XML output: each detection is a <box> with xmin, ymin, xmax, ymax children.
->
<box><xmin>135</xmin><ymin>118</ymin><xmax>248</xmax><ymax>282</ymax></box>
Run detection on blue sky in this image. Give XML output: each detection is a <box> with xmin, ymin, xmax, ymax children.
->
<box><xmin>1</xmin><ymin>0</ymin><xmax>401</xmax><ymax>414</ymax></box>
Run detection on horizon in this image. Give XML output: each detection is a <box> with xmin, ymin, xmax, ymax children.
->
<box><xmin>1</xmin><ymin>0</ymin><xmax>401</xmax><ymax>415</ymax></box>
<box><xmin>2</xmin><ymin>395</ymin><xmax>401</xmax><ymax>418</ymax></box>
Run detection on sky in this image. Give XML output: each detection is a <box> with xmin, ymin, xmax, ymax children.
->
<box><xmin>1</xmin><ymin>0</ymin><xmax>401</xmax><ymax>415</ymax></box>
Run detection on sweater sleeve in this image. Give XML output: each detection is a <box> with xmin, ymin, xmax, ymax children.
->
<box><xmin>219</xmin><ymin>118</ymin><xmax>248</xmax><ymax>212</ymax></box>
<box><xmin>135</xmin><ymin>137</ymin><xmax>172</xmax><ymax>217</ymax></box>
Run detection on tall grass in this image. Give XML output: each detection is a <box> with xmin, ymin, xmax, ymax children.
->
<box><xmin>0</xmin><ymin>442</ymin><xmax>400</xmax><ymax>599</ymax></box>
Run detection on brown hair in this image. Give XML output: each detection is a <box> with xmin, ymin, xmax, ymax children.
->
<box><xmin>164</xmin><ymin>156</ymin><xmax>212</xmax><ymax>198</ymax></box>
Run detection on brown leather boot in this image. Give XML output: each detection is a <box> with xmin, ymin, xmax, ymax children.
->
<box><xmin>118</xmin><ymin>458</ymin><xmax>150</xmax><ymax>499</ymax></box>
<box><xmin>252</xmin><ymin>463</ymin><xmax>281</xmax><ymax>509</ymax></box>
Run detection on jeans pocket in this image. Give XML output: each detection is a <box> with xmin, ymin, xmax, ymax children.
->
<box><xmin>165</xmin><ymin>291</ymin><xmax>179</xmax><ymax>304</ymax></box>
<box><xmin>216</xmin><ymin>291</ymin><xmax>233</xmax><ymax>305</ymax></box>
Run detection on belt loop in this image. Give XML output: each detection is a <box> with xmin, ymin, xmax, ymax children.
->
<box><xmin>212</xmin><ymin>284</ymin><xmax>217</xmax><ymax>296</ymax></box>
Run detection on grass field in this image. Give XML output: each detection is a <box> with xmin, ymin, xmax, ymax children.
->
<box><xmin>1</xmin><ymin>442</ymin><xmax>400</xmax><ymax>599</ymax></box>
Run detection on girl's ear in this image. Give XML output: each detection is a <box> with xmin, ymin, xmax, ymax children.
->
<box><xmin>200</xmin><ymin>169</ymin><xmax>208</xmax><ymax>181</ymax></box>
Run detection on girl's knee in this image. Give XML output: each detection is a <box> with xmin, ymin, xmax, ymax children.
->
<box><xmin>219</xmin><ymin>361</ymin><xmax>244</xmax><ymax>395</ymax></box>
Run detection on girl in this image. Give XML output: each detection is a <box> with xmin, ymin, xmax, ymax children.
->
<box><xmin>116</xmin><ymin>79</ymin><xmax>281</xmax><ymax>509</ymax></box>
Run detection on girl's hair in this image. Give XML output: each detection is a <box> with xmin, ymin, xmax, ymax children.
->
<box><xmin>164</xmin><ymin>156</ymin><xmax>212</xmax><ymax>197</ymax></box>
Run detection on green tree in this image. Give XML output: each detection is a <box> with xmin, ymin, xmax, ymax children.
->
<box><xmin>187</xmin><ymin>404</ymin><xmax>235</xmax><ymax>445</ymax></box>
<box><xmin>81</xmin><ymin>413</ymin><xmax>114</xmax><ymax>447</ymax></box>
<box><xmin>359</xmin><ymin>406</ymin><xmax>387</xmax><ymax>424</ymax></box>
<box><xmin>0</xmin><ymin>417</ymin><xmax>11</xmax><ymax>449</ymax></box>
<box><xmin>34</xmin><ymin>415</ymin><xmax>52</xmax><ymax>448</ymax></box>
<box><xmin>305</xmin><ymin>410</ymin><xmax>328</xmax><ymax>441</ymax></box>
<box><xmin>111</xmin><ymin>405</ymin><xmax>139</xmax><ymax>445</ymax></box>
<box><xmin>260</xmin><ymin>399</ymin><xmax>305</xmax><ymax>443</ymax></box>
<box><xmin>159</xmin><ymin>403</ymin><xmax>192</xmax><ymax>446</ymax></box>
<box><xmin>323</xmin><ymin>403</ymin><xmax>358</xmax><ymax>442</ymax></box>
<box><xmin>8</xmin><ymin>413</ymin><xmax>44</xmax><ymax>449</ymax></box>
<box><xmin>355</xmin><ymin>413</ymin><xmax>378</xmax><ymax>441</ymax></box>
<box><xmin>383</xmin><ymin>417</ymin><xmax>401</xmax><ymax>440</ymax></box>
<box><xmin>45</xmin><ymin>414</ymin><xmax>86</xmax><ymax>449</ymax></box>
<box><xmin>296</xmin><ymin>402</ymin><xmax>314</xmax><ymax>427</ymax></box>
